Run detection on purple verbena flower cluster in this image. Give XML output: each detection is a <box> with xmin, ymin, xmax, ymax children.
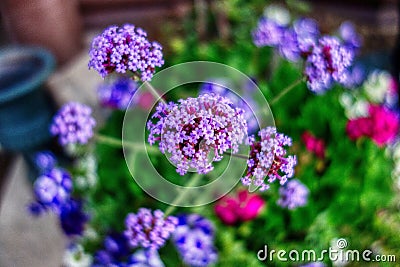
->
<box><xmin>199</xmin><ymin>79</ymin><xmax>259</xmax><ymax>133</ymax></box>
<box><xmin>253</xmin><ymin>13</ymin><xmax>356</xmax><ymax>93</ymax></box>
<box><xmin>147</xmin><ymin>94</ymin><xmax>248</xmax><ymax>175</ymax></box>
<box><xmin>338</xmin><ymin>21</ymin><xmax>362</xmax><ymax>52</ymax></box>
<box><xmin>277</xmin><ymin>179</ymin><xmax>309</xmax><ymax>209</ymax></box>
<box><xmin>51</xmin><ymin>102</ymin><xmax>96</xmax><ymax>146</ymax></box>
<box><xmin>253</xmin><ymin>17</ymin><xmax>319</xmax><ymax>62</ymax></box>
<box><xmin>98</xmin><ymin>76</ymin><xmax>139</xmax><ymax>110</ymax></box>
<box><xmin>124</xmin><ymin>208</ymin><xmax>178</xmax><ymax>250</ymax></box>
<box><xmin>173</xmin><ymin>214</ymin><xmax>217</xmax><ymax>267</ymax></box>
<box><xmin>241</xmin><ymin>127</ymin><xmax>297</xmax><ymax>191</ymax></box>
<box><xmin>305</xmin><ymin>36</ymin><xmax>354</xmax><ymax>93</ymax></box>
<box><xmin>88</xmin><ymin>24</ymin><xmax>164</xmax><ymax>81</ymax></box>
<box><xmin>33</xmin><ymin>168</ymin><xmax>73</xmax><ymax>212</ymax></box>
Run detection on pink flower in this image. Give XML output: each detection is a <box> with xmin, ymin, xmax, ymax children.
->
<box><xmin>301</xmin><ymin>131</ymin><xmax>326</xmax><ymax>159</ymax></box>
<box><xmin>214</xmin><ymin>190</ymin><xmax>265</xmax><ymax>225</ymax></box>
<box><xmin>346</xmin><ymin>117</ymin><xmax>372</xmax><ymax>140</ymax></box>
<box><xmin>368</xmin><ymin>105</ymin><xmax>399</xmax><ymax>146</ymax></box>
<box><xmin>346</xmin><ymin>104</ymin><xmax>399</xmax><ymax>146</ymax></box>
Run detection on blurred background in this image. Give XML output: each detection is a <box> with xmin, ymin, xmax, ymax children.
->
<box><xmin>0</xmin><ymin>0</ymin><xmax>399</xmax><ymax>266</ymax></box>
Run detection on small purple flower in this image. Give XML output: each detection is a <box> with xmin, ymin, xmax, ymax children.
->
<box><xmin>50</xmin><ymin>102</ymin><xmax>96</xmax><ymax>146</ymax></box>
<box><xmin>241</xmin><ymin>127</ymin><xmax>297</xmax><ymax>191</ymax></box>
<box><xmin>252</xmin><ymin>18</ymin><xmax>284</xmax><ymax>47</ymax></box>
<box><xmin>293</xmin><ymin>18</ymin><xmax>319</xmax><ymax>56</ymax></box>
<box><xmin>34</xmin><ymin>151</ymin><xmax>56</xmax><ymax>173</ymax></box>
<box><xmin>93</xmin><ymin>233</ymin><xmax>131</xmax><ymax>266</ymax></box>
<box><xmin>98</xmin><ymin>76</ymin><xmax>139</xmax><ymax>110</ymax></box>
<box><xmin>304</xmin><ymin>36</ymin><xmax>354</xmax><ymax>93</ymax></box>
<box><xmin>33</xmin><ymin>168</ymin><xmax>73</xmax><ymax>212</ymax></box>
<box><xmin>277</xmin><ymin>179</ymin><xmax>309</xmax><ymax>209</ymax></box>
<box><xmin>128</xmin><ymin>249</ymin><xmax>165</xmax><ymax>267</ymax></box>
<box><xmin>199</xmin><ymin>80</ymin><xmax>259</xmax><ymax>133</ymax></box>
<box><xmin>88</xmin><ymin>24</ymin><xmax>164</xmax><ymax>81</ymax></box>
<box><xmin>278</xmin><ymin>28</ymin><xmax>301</xmax><ymax>62</ymax></box>
<box><xmin>124</xmin><ymin>208</ymin><xmax>178</xmax><ymax>250</ymax></box>
<box><xmin>338</xmin><ymin>21</ymin><xmax>362</xmax><ymax>53</ymax></box>
<box><xmin>147</xmin><ymin>94</ymin><xmax>247</xmax><ymax>175</ymax></box>
<box><xmin>173</xmin><ymin>214</ymin><xmax>217</xmax><ymax>267</ymax></box>
<box><xmin>59</xmin><ymin>198</ymin><xmax>89</xmax><ymax>236</ymax></box>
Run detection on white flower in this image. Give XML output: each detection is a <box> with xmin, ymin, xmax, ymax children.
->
<box><xmin>62</xmin><ymin>244</ymin><xmax>92</xmax><ymax>267</ymax></box>
<box><xmin>363</xmin><ymin>70</ymin><xmax>390</xmax><ymax>103</ymax></box>
<box><xmin>263</xmin><ymin>5</ymin><xmax>291</xmax><ymax>26</ymax></box>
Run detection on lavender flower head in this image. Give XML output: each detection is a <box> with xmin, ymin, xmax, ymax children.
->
<box><xmin>241</xmin><ymin>127</ymin><xmax>297</xmax><ymax>191</ymax></box>
<box><xmin>88</xmin><ymin>24</ymin><xmax>164</xmax><ymax>81</ymax></box>
<box><xmin>33</xmin><ymin>168</ymin><xmax>73</xmax><ymax>211</ymax></box>
<box><xmin>252</xmin><ymin>18</ymin><xmax>284</xmax><ymax>47</ymax></box>
<box><xmin>98</xmin><ymin>76</ymin><xmax>139</xmax><ymax>110</ymax></box>
<box><xmin>173</xmin><ymin>214</ymin><xmax>217</xmax><ymax>267</ymax></box>
<box><xmin>51</xmin><ymin>102</ymin><xmax>96</xmax><ymax>146</ymax></box>
<box><xmin>277</xmin><ymin>179</ymin><xmax>309</xmax><ymax>209</ymax></box>
<box><xmin>92</xmin><ymin>233</ymin><xmax>131</xmax><ymax>266</ymax></box>
<box><xmin>305</xmin><ymin>36</ymin><xmax>354</xmax><ymax>93</ymax></box>
<box><xmin>199</xmin><ymin>80</ymin><xmax>259</xmax><ymax>133</ymax></box>
<box><xmin>124</xmin><ymin>208</ymin><xmax>178</xmax><ymax>250</ymax></box>
<box><xmin>338</xmin><ymin>21</ymin><xmax>362</xmax><ymax>52</ymax></box>
<box><xmin>34</xmin><ymin>151</ymin><xmax>56</xmax><ymax>173</ymax></box>
<box><xmin>293</xmin><ymin>18</ymin><xmax>319</xmax><ymax>55</ymax></box>
<box><xmin>147</xmin><ymin>94</ymin><xmax>248</xmax><ymax>175</ymax></box>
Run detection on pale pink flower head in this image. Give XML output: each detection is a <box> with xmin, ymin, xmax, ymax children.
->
<box><xmin>214</xmin><ymin>190</ymin><xmax>265</xmax><ymax>225</ymax></box>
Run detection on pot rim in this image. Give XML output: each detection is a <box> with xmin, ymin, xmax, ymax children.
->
<box><xmin>0</xmin><ymin>45</ymin><xmax>55</xmax><ymax>104</ymax></box>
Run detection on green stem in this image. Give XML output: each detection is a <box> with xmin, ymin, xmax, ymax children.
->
<box><xmin>129</xmin><ymin>72</ymin><xmax>166</xmax><ymax>104</ymax></box>
<box><xmin>270</xmin><ymin>77</ymin><xmax>305</xmax><ymax>106</ymax></box>
<box><xmin>143</xmin><ymin>81</ymin><xmax>166</xmax><ymax>104</ymax></box>
<box><xmin>94</xmin><ymin>134</ymin><xmax>159</xmax><ymax>153</ymax></box>
<box><xmin>164</xmin><ymin>173</ymin><xmax>203</xmax><ymax>217</ymax></box>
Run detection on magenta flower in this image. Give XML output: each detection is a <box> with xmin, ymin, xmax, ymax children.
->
<box><xmin>369</xmin><ymin>105</ymin><xmax>399</xmax><ymax>146</ymax></box>
<box><xmin>301</xmin><ymin>131</ymin><xmax>326</xmax><ymax>159</ymax></box>
<box><xmin>346</xmin><ymin>104</ymin><xmax>399</xmax><ymax>146</ymax></box>
<box><xmin>214</xmin><ymin>190</ymin><xmax>265</xmax><ymax>225</ymax></box>
<box><xmin>241</xmin><ymin>127</ymin><xmax>297</xmax><ymax>191</ymax></box>
<box><xmin>147</xmin><ymin>94</ymin><xmax>247</xmax><ymax>175</ymax></box>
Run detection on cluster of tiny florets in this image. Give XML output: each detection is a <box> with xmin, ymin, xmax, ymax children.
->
<box><xmin>277</xmin><ymin>179</ymin><xmax>309</xmax><ymax>209</ymax></box>
<box><xmin>124</xmin><ymin>208</ymin><xmax>178</xmax><ymax>250</ymax></box>
<box><xmin>50</xmin><ymin>102</ymin><xmax>96</xmax><ymax>146</ymax></box>
<box><xmin>33</xmin><ymin>168</ymin><xmax>73</xmax><ymax>212</ymax></box>
<box><xmin>241</xmin><ymin>127</ymin><xmax>296</xmax><ymax>191</ymax></box>
<box><xmin>88</xmin><ymin>24</ymin><xmax>164</xmax><ymax>81</ymax></box>
<box><xmin>305</xmin><ymin>36</ymin><xmax>354</xmax><ymax>93</ymax></box>
<box><xmin>147</xmin><ymin>94</ymin><xmax>248</xmax><ymax>175</ymax></box>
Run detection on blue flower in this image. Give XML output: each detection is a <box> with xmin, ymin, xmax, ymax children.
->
<box><xmin>59</xmin><ymin>199</ymin><xmax>89</xmax><ymax>236</ymax></box>
<box><xmin>173</xmin><ymin>214</ymin><xmax>218</xmax><ymax>267</ymax></box>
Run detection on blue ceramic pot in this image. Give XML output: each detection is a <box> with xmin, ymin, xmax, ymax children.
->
<box><xmin>0</xmin><ymin>46</ymin><xmax>55</xmax><ymax>152</ymax></box>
